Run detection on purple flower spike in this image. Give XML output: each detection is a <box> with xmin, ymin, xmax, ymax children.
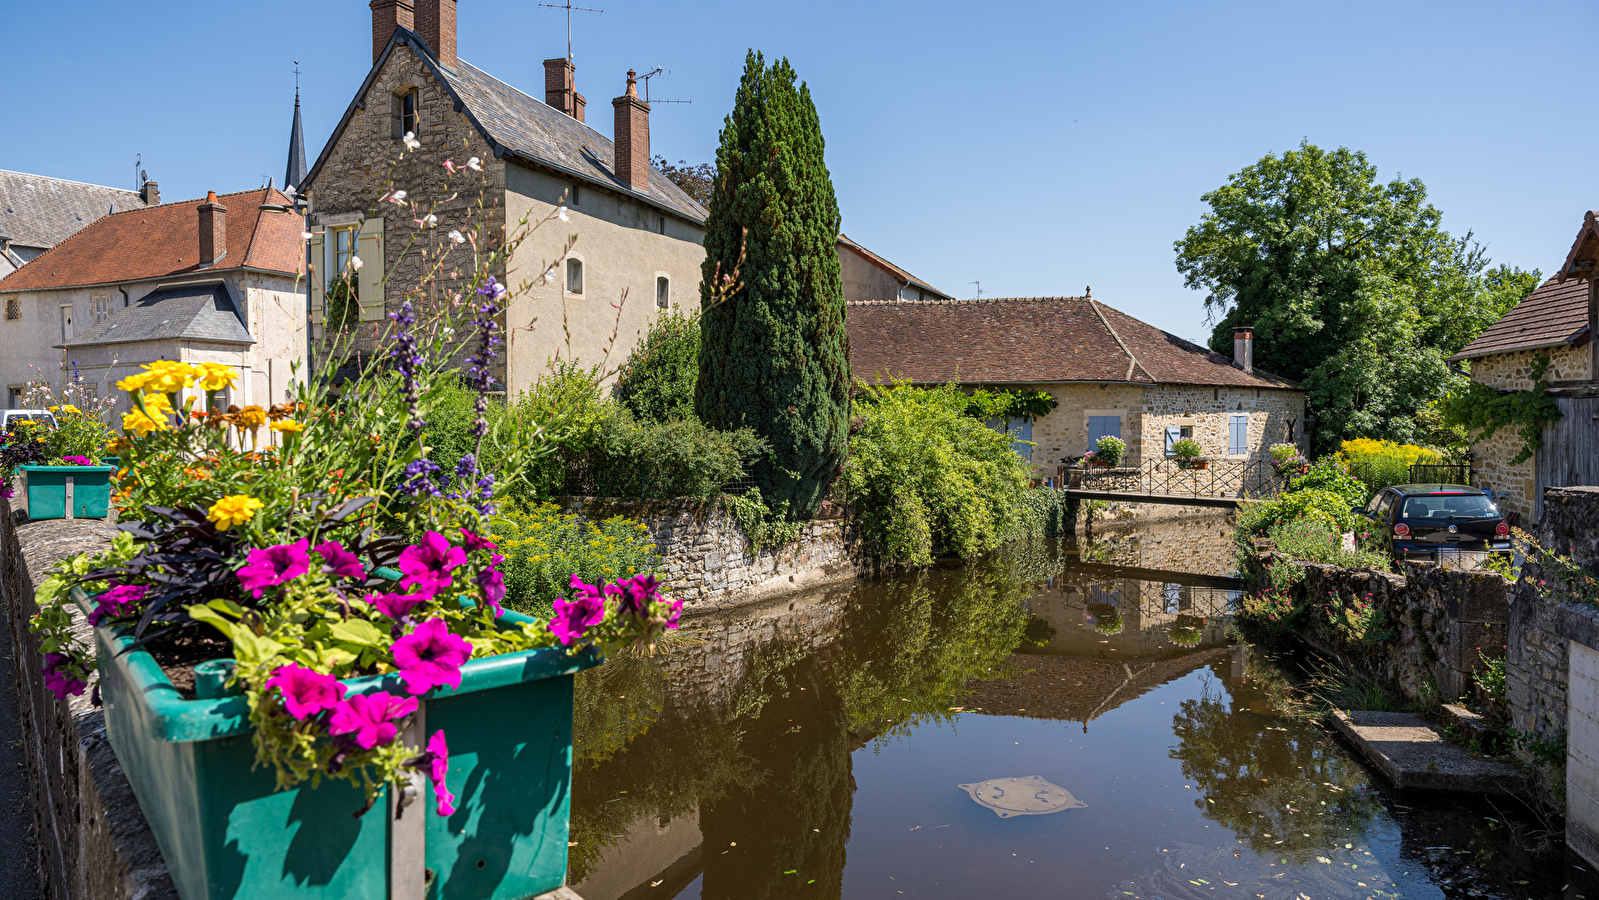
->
<box><xmin>314</xmin><ymin>541</ymin><xmax>366</xmax><ymax>580</ymax></box>
<box><xmin>236</xmin><ymin>540</ymin><xmax>311</xmax><ymax>598</ymax></box>
<box><xmin>391</xmin><ymin>618</ymin><xmax>473</xmax><ymax>696</ymax></box>
<box><xmin>389</xmin><ymin>300</ymin><xmax>428</xmax><ymax>434</ymax></box>
<box><xmin>398</xmin><ymin>531</ymin><xmax>467</xmax><ymax>595</ymax></box>
<box><xmin>328</xmin><ymin>691</ymin><xmax>418</xmax><ymax>749</ymax></box>
<box><xmin>264</xmin><ymin>664</ymin><xmax>346</xmax><ymax>720</ymax></box>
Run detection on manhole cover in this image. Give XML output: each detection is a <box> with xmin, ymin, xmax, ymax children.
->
<box><xmin>958</xmin><ymin>775</ymin><xmax>1086</xmax><ymax>817</ymax></box>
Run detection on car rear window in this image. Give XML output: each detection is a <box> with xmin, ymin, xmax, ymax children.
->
<box><xmin>1400</xmin><ymin>494</ymin><xmax>1499</xmax><ymax>520</ymax></box>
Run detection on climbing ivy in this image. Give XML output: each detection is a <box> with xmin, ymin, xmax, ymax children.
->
<box><xmin>1436</xmin><ymin>352</ymin><xmax>1562</xmax><ymax>465</ymax></box>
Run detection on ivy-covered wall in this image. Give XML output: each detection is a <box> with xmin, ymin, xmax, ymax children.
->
<box><xmin>1465</xmin><ymin>345</ymin><xmax>1589</xmax><ymax>521</ymax></box>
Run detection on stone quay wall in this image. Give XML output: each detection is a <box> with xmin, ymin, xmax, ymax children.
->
<box><xmin>0</xmin><ymin>501</ymin><xmax>176</xmax><ymax>899</ymax></box>
<box><xmin>557</xmin><ymin>497</ymin><xmax>880</xmax><ymax>612</ymax></box>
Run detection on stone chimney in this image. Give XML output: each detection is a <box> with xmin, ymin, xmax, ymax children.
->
<box><xmin>544</xmin><ymin>58</ymin><xmax>586</xmax><ymax>123</ymax></box>
<box><xmin>612</xmin><ymin>70</ymin><xmax>650</xmax><ymax>192</ymax></box>
<box><xmin>198</xmin><ymin>191</ymin><xmax>227</xmax><ymax>266</ymax></box>
<box><xmin>415</xmin><ymin>0</ymin><xmax>457</xmax><ymax>69</ymax></box>
<box><xmin>370</xmin><ymin>0</ymin><xmax>415</xmax><ymax>64</ymax></box>
<box><xmin>140</xmin><ymin>180</ymin><xmax>160</xmax><ymax>206</ymax></box>
<box><xmin>1233</xmin><ymin>326</ymin><xmax>1254</xmax><ymax>374</ymax></box>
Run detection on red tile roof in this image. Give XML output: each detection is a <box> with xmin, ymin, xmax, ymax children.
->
<box><xmin>1450</xmin><ymin>276</ymin><xmax>1590</xmax><ymax>361</ymax></box>
<box><xmin>0</xmin><ymin>186</ymin><xmax>304</xmax><ymax>292</ymax></box>
<box><xmin>846</xmin><ymin>296</ymin><xmax>1300</xmax><ymax>390</ymax></box>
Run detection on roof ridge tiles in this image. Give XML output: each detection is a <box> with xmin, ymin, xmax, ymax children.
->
<box><xmin>0</xmin><ymin>169</ymin><xmax>146</xmax><ymax>196</ymax></box>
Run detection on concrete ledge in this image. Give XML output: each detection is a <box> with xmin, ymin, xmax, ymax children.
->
<box><xmin>1557</xmin><ymin>600</ymin><xmax>1599</xmax><ymax>650</ymax></box>
<box><xmin>1328</xmin><ymin>709</ymin><xmax>1529</xmax><ymax>794</ymax></box>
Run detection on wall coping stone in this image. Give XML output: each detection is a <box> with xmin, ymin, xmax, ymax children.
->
<box><xmin>1558</xmin><ymin>600</ymin><xmax>1599</xmax><ymax>652</ymax></box>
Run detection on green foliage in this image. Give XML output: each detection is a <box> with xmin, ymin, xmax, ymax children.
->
<box><xmin>1478</xmin><ymin>648</ymin><xmax>1507</xmax><ymax>701</ymax></box>
<box><xmin>324</xmin><ymin>278</ymin><xmax>358</xmax><ymax>330</ymax></box>
<box><xmin>614</xmin><ymin>309</ymin><xmax>701</xmax><ymax>424</ymax></box>
<box><xmin>1174</xmin><ymin>139</ymin><xmax>1538</xmax><ymax>453</ymax></box>
<box><xmin>1237</xmin><ymin>488</ymin><xmax>1360</xmax><ymax>539</ymax></box>
<box><xmin>1093</xmin><ymin>434</ymin><xmax>1126</xmax><ymax>466</ymax></box>
<box><xmin>1437</xmin><ymin>352</ymin><xmax>1564</xmax><ymax>465</ymax></box>
<box><xmin>962</xmin><ymin>388</ymin><xmax>1059</xmax><ymax>423</ymax></box>
<box><xmin>1339</xmin><ymin>437</ymin><xmax>1442</xmax><ymax>492</ymax></box>
<box><xmin>1171</xmin><ymin>438</ymin><xmax>1202</xmax><ymax>463</ymax></box>
<box><xmin>721</xmin><ymin>488</ymin><xmax>803</xmax><ymax>554</ymax></box>
<box><xmin>1288</xmin><ymin>457</ymin><xmax>1369</xmax><ymax>508</ymax></box>
<box><xmin>838</xmin><ymin>381</ymin><xmax>1032</xmax><ymax>566</ymax></box>
<box><xmin>489</xmin><ymin>501</ymin><xmax>660</xmax><ymax>618</ymax></box>
<box><xmin>697</xmin><ymin>51</ymin><xmax>850</xmax><ymax>520</ymax></box>
<box><xmin>1270</xmin><ymin>518</ymin><xmax>1389</xmax><ymax>570</ymax></box>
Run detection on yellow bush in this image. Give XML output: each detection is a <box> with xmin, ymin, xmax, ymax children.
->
<box><xmin>489</xmin><ymin>501</ymin><xmax>660</xmax><ymax>618</ymax></box>
<box><xmin>1338</xmin><ymin>439</ymin><xmax>1441</xmax><ymax>492</ymax></box>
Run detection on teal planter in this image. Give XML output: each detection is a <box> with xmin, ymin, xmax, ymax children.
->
<box><xmin>78</xmin><ymin>588</ymin><xmax>601</xmax><ymax>900</ymax></box>
<box><xmin>20</xmin><ymin>464</ymin><xmax>115</xmax><ymax>519</ymax></box>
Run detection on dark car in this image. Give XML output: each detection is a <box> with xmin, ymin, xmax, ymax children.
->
<box><xmin>1356</xmin><ymin>484</ymin><xmax>1511</xmax><ymax>559</ymax></box>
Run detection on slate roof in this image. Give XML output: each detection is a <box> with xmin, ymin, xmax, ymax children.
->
<box><xmin>0</xmin><ymin>186</ymin><xmax>303</xmax><ymax>293</ymax></box>
<box><xmin>846</xmin><ymin>296</ymin><xmax>1300</xmax><ymax>390</ymax></box>
<box><xmin>1450</xmin><ymin>276</ymin><xmax>1590</xmax><ymax>361</ymax></box>
<box><xmin>837</xmin><ymin>233</ymin><xmax>953</xmax><ymax>300</ymax></box>
<box><xmin>304</xmin><ymin>30</ymin><xmax>707</xmax><ymax>223</ymax></box>
<box><xmin>0</xmin><ymin>170</ymin><xmax>147</xmax><ymax>251</ymax></box>
<box><xmin>59</xmin><ymin>282</ymin><xmax>253</xmax><ymax>348</ymax></box>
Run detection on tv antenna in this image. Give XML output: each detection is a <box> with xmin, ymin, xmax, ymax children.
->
<box><xmin>969</xmin><ymin>280</ymin><xmax>983</xmax><ymax>299</ymax></box>
<box><xmin>134</xmin><ymin>153</ymin><xmax>142</xmax><ymax>190</ymax></box>
<box><xmin>538</xmin><ymin>0</ymin><xmax>602</xmax><ymax>61</ymax></box>
<box><xmin>637</xmin><ymin>67</ymin><xmax>691</xmax><ymax>105</ymax></box>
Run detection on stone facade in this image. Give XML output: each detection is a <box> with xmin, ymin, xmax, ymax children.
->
<box><xmin>558</xmin><ymin>497</ymin><xmax>877</xmax><ymax>611</ymax></box>
<box><xmin>1470</xmin><ymin>345</ymin><xmax>1592</xmax><ymax>391</ymax></box>
<box><xmin>1464</xmin><ymin>345</ymin><xmax>1592</xmax><ymax>522</ymax></box>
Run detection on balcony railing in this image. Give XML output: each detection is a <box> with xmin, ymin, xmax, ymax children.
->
<box><xmin>1065</xmin><ymin>458</ymin><xmax>1283</xmax><ymax>501</ymax></box>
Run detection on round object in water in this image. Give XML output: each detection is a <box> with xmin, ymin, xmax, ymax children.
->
<box><xmin>957</xmin><ymin>775</ymin><xmax>1086</xmax><ymax>817</ymax></box>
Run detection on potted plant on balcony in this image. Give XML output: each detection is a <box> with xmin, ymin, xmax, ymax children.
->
<box><xmin>1091</xmin><ymin>435</ymin><xmax>1125</xmax><ymax>468</ymax></box>
<box><xmin>1269</xmin><ymin>442</ymin><xmax>1309</xmax><ymax>478</ymax></box>
<box><xmin>27</xmin><ymin>154</ymin><xmax>733</xmax><ymax>899</ymax></box>
<box><xmin>1172</xmin><ymin>438</ymin><xmax>1207</xmax><ymax>470</ymax></box>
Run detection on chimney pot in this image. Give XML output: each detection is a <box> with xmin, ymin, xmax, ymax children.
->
<box><xmin>414</xmin><ymin>0</ymin><xmax>457</xmax><ymax>69</ymax></box>
<box><xmin>1233</xmin><ymin>326</ymin><xmax>1254</xmax><ymax>374</ymax></box>
<box><xmin>198</xmin><ymin>192</ymin><xmax>227</xmax><ymax>266</ymax></box>
<box><xmin>612</xmin><ymin>69</ymin><xmax>651</xmax><ymax>193</ymax></box>
<box><xmin>545</xmin><ymin>58</ymin><xmax>585</xmax><ymax>122</ymax></box>
<box><xmin>370</xmin><ymin>0</ymin><xmax>415</xmax><ymax>64</ymax></box>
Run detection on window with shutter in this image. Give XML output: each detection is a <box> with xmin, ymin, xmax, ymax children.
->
<box><xmin>307</xmin><ymin>231</ymin><xmax>325</xmax><ymax>324</ymax></box>
<box><xmin>1087</xmin><ymin>415</ymin><xmax>1121</xmax><ymax>450</ymax></box>
<box><xmin>357</xmin><ymin>218</ymin><xmax>385</xmax><ymax>321</ymax></box>
<box><xmin>1164</xmin><ymin>425</ymin><xmax>1181</xmax><ymax>456</ymax></box>
<box><xmin>1229</xmin><ymin>415</ymin><xmax>1248</xmax><ymax>455</ymax></box>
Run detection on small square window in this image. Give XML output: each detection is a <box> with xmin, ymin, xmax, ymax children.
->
<box><xmin>5</xmin><ymin>298</ymin><xmax>18</xmax><ymax>321</ymax></box>
<box><xmin>566</xmin><ymin>258</ymin><xmax>584</xmax><ymax>294</ymax></box>
<box><xmin>570</xmin><ymin>184</ymin><xmax>580</xmax><ymax>206</ymax></box>
<box><xmin>656</xmin><ymin>276</ymin><xmax>670</xmax><ymax>309</ymax></box>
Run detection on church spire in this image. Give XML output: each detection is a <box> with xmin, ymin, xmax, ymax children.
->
<box><xmin>284</xmin><ymin>64</ymin><xmax>307</xmax><ymax>193</ymax></box>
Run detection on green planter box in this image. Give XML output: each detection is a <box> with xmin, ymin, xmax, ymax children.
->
<box><xmin>20</xmin><ymin>464</ymin><xmax>115</xmax><ymax>520</ymax></box>
<box><xmin>79</xmin><ymin>588</ymin><xmax>601</xmax><ymax>900</ymax></box>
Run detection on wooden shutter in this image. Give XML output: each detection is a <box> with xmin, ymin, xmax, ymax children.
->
<box><xmin>1165</xmin><ymin>425</ymin><xmax>1181</xmax><ymax>456</ymax></box>
<box><xmin>308</xmin><ymin>231</ymin><xmax>325</xmax><ymax>324</ymax></box>
<box><xmin>357</xmin><ymin>217</ymin><xmax>385</xmax><ymax>322</ymax></box>
<box><xmin>1229</xmin><ymin>415</ymin><xmax>1248</xmax><ymax>455</ymax></box>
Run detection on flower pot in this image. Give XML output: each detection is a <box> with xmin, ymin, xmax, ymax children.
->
<box><xmin>80</xmin><ymin>587</ymin><xmax>602</xmax><ymax>900</ymax></box>
<box><xmin>20</xmin><ymin>463</ymin><xmax>115</xmax><ymax>520</ymax></box>
<box><xmin>1194</xmin><ymin>460</ymin><xmax>1209</xmax><ymax>470</ymax></box>
<box><xmin>1298</xmin><ymin>463</ymin><xmax>1310</xmax><ymax>475</ymax></box>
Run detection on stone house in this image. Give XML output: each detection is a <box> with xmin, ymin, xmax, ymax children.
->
<box><xmin>300</xmin><ymin>0</ymin><xmax>707</xmax><ymax>397</ymax></box>
<box><xmin>0</xmin><ymin>186</ymin><xmax>306</xmax><ymax>414</ymax></box>
<box><xmin>836</xmin><ymin>233</ymin><xmax>954</xmax><ymax>303</ymax></box>
<box><xmin>1451</xmin><ymin>211</ymin><xmax>1599</xmax><ymax>521</ymax></box>
<box><xmin>845</xmin><ymin>295</ymin><xmax>1306</xmax><ymax>473</ymax></box>
<box><xmin>0</xmin><ymin>170</ymin><xmax>157</xmax><ymax>279</ymax></box>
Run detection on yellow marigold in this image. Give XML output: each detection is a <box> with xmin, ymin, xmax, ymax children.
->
<box><xmin>121</xmin><ymin>409</ymin><xmax>168</xmax><ymax>438</ymax></box>
<box><xmin>142</xmin><ymin>392</ymin><xmax>176</xmax><ymax>418</ymax></box>
<box><xmin>270</xmin><ymin>419</ymin><xmax>306</xmax><ymax>434</ymax></box>
<box><xmin>236</xmin><ymin>405</ymin><xmax>267</xmax><ymax>429</ymax></box>
<box><xmin>116</xmin><ymin>372</ymin><xmax>153</xmax><ymax>392</ymax></box>
<box><xmin>143</xmin><ymin>361</ymin><xmax>198</xmax><ymax>395</ymax></box>
<box><xmin>207</xmin><ymin>495</ymin><xmax>263</xmax><ymax>531</ymax></box>
<box><xmin>59</xmin><ymin>404</ymin><xmax>79</xmax><ymax>415</ymax></box>
<box><xmin>194</xmin><ymin>362</ymin><xmax>238</xmax><ymax>392</ymax></box>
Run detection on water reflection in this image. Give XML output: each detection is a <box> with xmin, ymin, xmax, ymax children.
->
<box><xmin>567</xmin><ymin>519</ymin><xmax>1572</xmax><ymax>900</ymax></box>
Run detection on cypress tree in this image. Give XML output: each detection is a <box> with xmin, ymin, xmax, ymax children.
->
<box><xmin>696</xmin><ymin>51</ymin><xmax>850</xmax><ymax>520</ymax></box>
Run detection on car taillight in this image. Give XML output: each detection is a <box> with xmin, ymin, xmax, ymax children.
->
<box><xmin>1393</xmin><ymin>522</ymin><xmax>1410</xmax><ymax>538</ymax></box>
<box><xmin>1496</xmin><ymin>521</ymin><xmax>1510</xmax><ymax>537</ymax></box>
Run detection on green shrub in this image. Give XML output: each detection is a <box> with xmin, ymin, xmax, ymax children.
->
<box><xmin>1171</xmin><ymin>438</ymin><xmax>1202</xmax><ymax>463</ymax></box>
<box><xmin>614</xmin><ymin>309</ymin><xmax>700</xmax><ymax>424</ymax></box>
<box><xmin>1239</xmin><ymin>488</ymin><xmax>1360</xmax><ymax>538</ymax></box>
<box><xmin>839</xmin><ymin>381</ymin><xmax>1032</xmax><ymax>566</ymax></box>
<box><xmin>721</xmin><ymin>488</ymin><xmax>804</xmax><ymax>554</ymax></box>
<box><xmin>1288</xmin><ymin>457</ymin><xmax>1369</xmax><ymax>508</ymax></box>
<box><xmin>1339</xmin><ymin>438</ymin><xmax>1442</xmax><ymax>493</ymax></box>
<box><xmin>1093</xmin><ymin>434</ymin><xmax>1126</xmax><ymax>466</ymax></box>
<box><xmin>489</xmin><ymin>500</ymin><xmax>660</xmax><ymax>618</ymax></box>
<box><xmin>1269</xmin><ymin>517</ymin><xmax>1389</xmax><ymax>570</ymax></box>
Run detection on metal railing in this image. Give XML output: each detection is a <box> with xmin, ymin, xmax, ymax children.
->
<box><xmin>1066</xmin><ymin>458</ymin><xmax>1283</xmax><ymax>500</ymax></box>
<box><xmin>1409</xmin><ymin>463</ymin><xmax>1470</xmax><ymax>486</ymax></box>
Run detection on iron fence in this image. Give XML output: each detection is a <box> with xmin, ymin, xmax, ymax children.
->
<box><xmin>1067</xmin><ymin>458</ymin><xmax>1283</xmax><ymax>500</ymax></box>
<box><xmin>1409</xmin><ymin>463</ymin><xmax>1470</xmax><ymax>486</ymax></box>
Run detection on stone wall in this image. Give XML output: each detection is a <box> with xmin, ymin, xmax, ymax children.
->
<box><xmin>557</xmin><ymin>497</ymin><xmax>877</xmax><ymax>612</ymax></box>
<box><xmin>1466</xmin><ymin>345</ymin><xmax>1591</xmax><ymax>522</ymax></box>
<box><xmin>0</xmin><ymin>502</ymin><xmax>176</xmax><ymax>899</ymax></box>
<box><xmin>1471</xmin><ymin>345</ymin><xmax>1591</xmax><ymax>391</ymax></box>
<box><xmin>1140</xmin><ymin>384</ymin><xmax>1305</xmax><ymax>464</ymax></box>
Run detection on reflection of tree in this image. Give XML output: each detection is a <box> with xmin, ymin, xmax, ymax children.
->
<box><xmin>1168</xmin><ymin>662</ymin><xmax>1384</xmax><ymax>860</ymax></box>
<box><xmin>701</xmin><ymin>656</ymin><xmax>854</xmax><ymax>900</ymax></box>
<box><xmin>572</xmin><ymin>651</ymin><xmax>667</xmax><ymax>766</ymax></box>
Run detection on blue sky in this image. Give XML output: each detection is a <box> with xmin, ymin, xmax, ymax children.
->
<box><xmin>6</xmin><ymin>0</ymin><xmax>1594</xmax><ymax>343</ymax></box>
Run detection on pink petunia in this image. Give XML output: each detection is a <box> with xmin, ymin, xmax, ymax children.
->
<box><xmin>41</xmin><ymin>653</ymin><xmax>86</xmax><ymax>699</ymax></box>
<box><xmin>426</xmin><ymin>729</ymin><xmax>456</xmax><ymax>816</ymax></box>
<box><xmin>398</xmin><ymin>531</ymin><xmax>467</xmax><ymax>595</ymax></box>
<box><xmin>666</xmin><ymin>598</ymin><xmax>684</xmax><ymax>630</ymax></box>
<box><xmin>550</xmin><ymin>578</ymin><xmax>608</xmax><ymax>646</ymax></box>
<box><xmin>264</xmin><ymin>663</ymin><xmax>346</xmax><ymax>720</ymax></box>
<box><xmin>60</xmin><ymin>455</ymin><xmax>93</xmax><ymax>466</ymax></box>
<box><xmin>475</xmin><ymin>567</ymin><xmax>506</xmax><ymax>615</ymax></box>
<box><xmin>460</xmin><ymin>528</ymin><xmax>498</xmax><ymax>553</ymax></box>
<box><xmin>236</xmin><ymin>540</ymin><xmax>311</xmax><ymax>598</ymax></box>
<box><xmin>391</xmin><ymin>618</ymin><xmax>473</xmax><ymax>696</ymax></box>
<box><xmin>327</xmin><ymin>691</ymin><xmax>418</xmax><ymax>749</ymax></box>
<box><xmin>88</xmin><ymin>583</ymin><xmax>148</xmax><ymax>626</ymax></box>
<box><xmin>369</xmin><ymin>589</ymin><xmax>429</xmax><ymax>620</ymax></box>
<box><xmin>314</xmin><ymin>541</ymin><xmax>367</xmax><ymax>580</ymax></box>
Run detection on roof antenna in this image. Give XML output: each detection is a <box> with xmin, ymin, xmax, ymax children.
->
<box><xmin>134</xmin><ymin>153</ymin><xmax>142</xmax><ymax>191</ymax></box>
<box><xmin>968</xmin><ymin>280</ymin><xmax>983</xmax><ymax>299</ymax></box>
<box><xmin>538</xmin><ymin>0</ymin><xmax>602</xmax><ymax>61</ymax></box>
<box><xmin>637</xmin><ymin>67</ymin><xmax>691</xmax><ymax>105</ymax></box>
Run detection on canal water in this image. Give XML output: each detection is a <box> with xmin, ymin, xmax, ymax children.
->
<box><xmin>567</xmin><ymin>513</ymin><xmax>1585</xmax><ymax>900</ymax></box>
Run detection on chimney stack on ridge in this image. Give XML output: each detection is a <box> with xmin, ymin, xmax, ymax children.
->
<box><xmin>544</xmin><ymin>58</ymin><xmax>586</xmax><ymax>123</ymax></box>
<box><xmin>1233</xmin><ymin>326</ymin><xmax>1254</xmax><ymax>374</ymax></box>
<box><xmin>198</xmin><ymin>191</ymin><xmax>227</xmax><ymax>266</ymax></box>
<box><xmin>612</xmin><ymin>70</ymin><xmax>650</xmax><ymax>193</ymax></box>
<box><xmin>141</xmin><ymin>180</ymin><xmax>160</xmax><ymax>206</ymax></box>
<box><xmin>415</xmin><ymin>0</ymin><xmax>457</xmax><ymax>69</ymax></box>
<box><xmin>370</xmin><ymin>0</ymin><xmax>415</xmax><ymax>64</ymax></box>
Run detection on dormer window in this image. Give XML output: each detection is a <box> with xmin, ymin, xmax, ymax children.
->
<box><xmin>393</xmin><ymin>87</ymin><xmax>419</xmax><ymax>139</ymax></box>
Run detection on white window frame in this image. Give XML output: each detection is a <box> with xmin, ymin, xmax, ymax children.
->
<box><xmin>566</xmin><ymin>256</ymin><xmax>585</xmax><ymax>295</ymax></box>
<box><xmin>655</xmin><ymin>273</ymin><xmax>670</xmax><ymax>309</ymax></box>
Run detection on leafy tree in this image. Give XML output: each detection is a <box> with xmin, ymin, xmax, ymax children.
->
<box><xmin>1174</xmin><ymin>140</ymin><xmax>1537</xmax><ymax>453</ymax></box>
<box><xmin>697</xmin><ymin>51</ymin><xmax>851</xmax><ymax>520</ymax></box>
<box><xmin>614</xmin><ymin>308</ymin><xmax>700</xmax><ymax>423</ymax></box>
<box><xmin>652</xmin><ymin>156</ymin><xmax>714</xmax><ymax>206</ymax></box>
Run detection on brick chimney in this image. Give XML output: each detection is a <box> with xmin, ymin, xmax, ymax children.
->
<box><xmin>1233</xmin><ymin>326</ymin><xmax>1254</xmax><ymax>374</ymax></box>
<box><xmin>415</xmin><ymin>0</ymin><xmax>457</xmax><ymax>69</ymax></box>
<box><xmin>544</xmin><ymin>58</ymin><xmax>586</xmax><ymax>123</ymax></box>
<box><xmin>198</xmin><ymin>191</ymin><xmax>227</xmax><ymax>266</ymax></box>
<box><xmin>370</xmin><ymin>0</ymin><xmax>415</xmax><ymax>64</ymax></box>
<box><xmin>140</xmin><ymin>180</ymin><xmax>160</xmax><ymax>205</ymax></box>
<box><xmin>612</xmin><ymin>70</ymin><xmax>651</xmax><ymax>192</ymax></box>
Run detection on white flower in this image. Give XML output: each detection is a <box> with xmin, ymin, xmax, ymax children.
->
<box><xmin>301</xmin><ymin>231</ymin><xmax>314</xmax><ymax>240</ymax></box>
<box><xmin>465</xmin><ymin>157</ymin><xmax>482</xmax><ymax>171</ymax></box>
<box><xmin>402</xmin><ymin>131</ymin><xmax>421</xmax><ymax>151</ymax></box>
<box><xmin>541</xmin><ymin>266</ymin><xmax>557</xmax><ymax>284</ymax></box>
<box><xmin>349</xmin><ymin>255</ymin><xmax>364</xmax><ymax>270</ymax></box>
<box><xmin>557</xmin><ymin>206</ymin><xmax>570</xmax><ymax>223</ymax></box>
<box><xmin>391</xmin><ymin>190</ymin><xmax>408</xmax><ymax>203</ymax></box>
<box><xmin>447</xmin><ymin>230</ymin><xmax>465</xmax><ymax>244</ymax></box>
<box><xmin>415</xmin><ymin>213</ymin><xmax>438</xmax><ymax>228</ymax></box>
